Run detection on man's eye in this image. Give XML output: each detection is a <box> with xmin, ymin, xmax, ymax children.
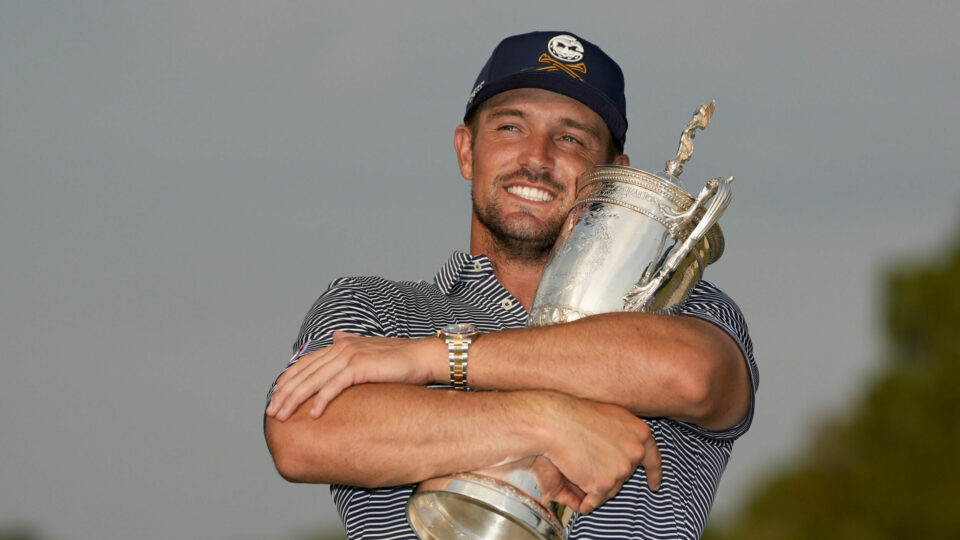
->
<box><xmin>498</xmin><ymin>125</ymin><xmax>518</xmax><ymax>131</ymax></box>
<box><xmin>561</xmin><ymin>135</ymin><xmax>583</xmax><ymax>145</ymax></box>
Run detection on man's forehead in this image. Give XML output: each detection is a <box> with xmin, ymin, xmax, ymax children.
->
<box><xmin>481</xmin><ymin>89</ymin><xmax>606</xmax><ymax>125</ymax></box>
<box><xmin>478</xmin><ymin>88</ymin><xmax>611</xmax><ymax>144</ymax></box>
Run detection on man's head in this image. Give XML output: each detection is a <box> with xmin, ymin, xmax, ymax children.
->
<box><xmin>464</xmin><ymin>31</ymin><xmax>627</xmax><ymax>155</ymax></box>
<box><xmin>456</xmin><ymin>32</ymin><xmax>630</xmax><ymax>264</ymax></box>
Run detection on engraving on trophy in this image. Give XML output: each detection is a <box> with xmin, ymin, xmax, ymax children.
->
<box><xmin>546</xmin><ymin>203</ymin><xmax>617</xmax><ymax>300</ymax></box>
<box><xmin>529</xmin><ymin>304</ymin><xmax>590</xmax><ymax>326</ymax></box>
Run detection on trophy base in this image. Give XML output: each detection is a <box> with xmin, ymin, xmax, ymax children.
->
<box><xmin>407</xmin><ymin>473</ymin><xmax>565</xmax><ymax>540</ymax></box>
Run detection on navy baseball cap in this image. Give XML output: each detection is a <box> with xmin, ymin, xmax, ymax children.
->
<box><xmin>464</xmin><ymin>31</ymin><xmax>627</xmax><ymax>150</ymax></box>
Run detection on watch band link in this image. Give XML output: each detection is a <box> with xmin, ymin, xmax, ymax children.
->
<box><xmin>449</xmin><ymin>343</ymin><xmax>469</xmax><ymax>391</ymax></box>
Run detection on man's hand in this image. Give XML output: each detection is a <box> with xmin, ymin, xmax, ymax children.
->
<box><xmin>527</xmin><ymin>455</ymin><xmax>588</xmax><ymax>511</ymax></box>
<box><xmin>468</xmin><ymin>456</ymin><xmax>587</xmax><ymax>513</ymax></box>
<box><xmin>266</xmin><ymin>332</ymin><xmax>444</xmax><ymax>420</ymax></box>
<box><xmin>409</xmin><ymin>390</ymin><xmax>661</xmax><ymax>516</ymax></box>
<box><xmin>538</xmin><ymin>392</ymin><xmax>663</xmax><ymax>514</ymax></box>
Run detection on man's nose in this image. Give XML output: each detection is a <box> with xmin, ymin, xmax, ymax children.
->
<box><xmin>518</xmin><ymin>133</ymin><xmax>554</xmax><ymax>173</ymax></box>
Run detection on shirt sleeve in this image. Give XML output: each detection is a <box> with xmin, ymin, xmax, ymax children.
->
<box><xmin>674</xmin><ymin>280</ymin><xmax>758</xmax><ymax>441</ymax></box>
<box><xmin>265</xmin><ymin>277</ymin><xmax>385</xmax><ymax>405</ymax></box>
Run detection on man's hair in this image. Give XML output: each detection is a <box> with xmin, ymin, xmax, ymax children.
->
<box><xmin>464</xmin><ymin>102</ymin><xmax>622</xmax><ymax>163</ymax></box>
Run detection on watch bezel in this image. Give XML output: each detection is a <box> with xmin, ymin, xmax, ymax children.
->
<box><xmin>440</xmin><ymin>323</ymin><xmax>479</xmax><ymax>339</ymax></box>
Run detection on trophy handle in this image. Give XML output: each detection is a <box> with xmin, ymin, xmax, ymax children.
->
<box><xmin>623</xmin><ymin>176</ymin><xmax>733</xmax><ymax>312</ymax></box>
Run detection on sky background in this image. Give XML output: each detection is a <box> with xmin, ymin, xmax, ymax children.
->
<box><xmin>2</xmin><ymin>1</ymin><xmax>958</xmax><ymax>539</ymax></box>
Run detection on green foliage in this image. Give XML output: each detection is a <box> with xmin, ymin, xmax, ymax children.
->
<box><xmin>0</xmin><ymin>525</ymin><xmax>43</xmax><ymax>540</ymax></box>
<box><xmin>704</xmin><ymin>230</ymin><xmax>960</xmax><ymax>540</ymax></box>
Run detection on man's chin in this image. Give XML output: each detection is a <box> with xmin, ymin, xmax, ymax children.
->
<box><xmin>474</xmin><ymin>204</ymin><xmax>565</xmax><ymax>255</ymax></box>
<box><xmin>493</xmin><ymin>224</ymin><xmax>562</xmax><ymax>256</ymax></box>
<box><xmin>496</xmin><ymin>219</ymin><xmax>560</xmax><ymax>245</ymax></box>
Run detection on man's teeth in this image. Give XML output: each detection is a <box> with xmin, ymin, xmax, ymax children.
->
<box><xmin>507</xmin><ymin>186</ymin><xmax>555</xmax><ymax>202</ymax></box>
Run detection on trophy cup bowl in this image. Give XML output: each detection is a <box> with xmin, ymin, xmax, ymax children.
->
<box><xmin>530</xmin><ymin>165</ymin><xmax>729</xmax><ymax>323</ymax></box>
<box><xmin>407</xmin><ymin>102</ymin><xmax>733</xmax><ymax>540</ymax></box>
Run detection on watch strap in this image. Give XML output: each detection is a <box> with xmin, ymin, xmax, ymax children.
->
<box><xmin>439</xmin><ymin>324</ymin><xmax>477</xmax><ymax>391</ymax></box>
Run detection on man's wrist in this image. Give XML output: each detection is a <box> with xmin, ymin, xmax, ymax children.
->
<box><xmin>426</xmin><ymin>336</ymin><xmax>451</xmax><ymax>385</ymax></box>
<box><xmin>511</xmin><ymin>390</ymin><xmax>566</xmax><ymax>457</ymax></box>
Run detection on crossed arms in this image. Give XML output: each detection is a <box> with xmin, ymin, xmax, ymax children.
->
<box><xmin>264</xmin><ymin>304</ymin><xmax>752</xmax><ymax>514</ymax></box>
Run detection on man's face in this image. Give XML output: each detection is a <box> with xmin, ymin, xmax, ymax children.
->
<box><xmin>455</xmin><ymin>88</ymin><xmax>628</xmax><ymax>261</ymax></box>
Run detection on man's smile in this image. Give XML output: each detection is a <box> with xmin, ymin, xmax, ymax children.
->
<box><xmin>506</xmin><ymin>185</ymin><xmax>556</xmax><ymax>202</ymax></box>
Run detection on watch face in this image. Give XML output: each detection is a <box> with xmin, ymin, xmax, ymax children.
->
<box><xmin>442</xmin><ymin>323</ymin><xmax>477</xmax><ymax>337</ymax></box>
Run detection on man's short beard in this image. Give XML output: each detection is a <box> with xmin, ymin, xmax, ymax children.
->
<box><xmin>472</xmin><ymin>169</ymin><xmax>568</xmax><ymax>264</ymax></box>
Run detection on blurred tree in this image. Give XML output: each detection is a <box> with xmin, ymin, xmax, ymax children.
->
<box><xmin>0</xmin><ymin>526</ymin><xmax>42</xmax><ymax>540</ymax></box>
<box><xmin>704</xmin><ymin>229</ymin><xmax>960</xmax><ymax>539</ymax></box>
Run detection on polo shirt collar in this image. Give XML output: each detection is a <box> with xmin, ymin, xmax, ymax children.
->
<box><xmin>434</xmin><ymin>251</ymin><xmax>494</xmax><ymax>295</ymax></box>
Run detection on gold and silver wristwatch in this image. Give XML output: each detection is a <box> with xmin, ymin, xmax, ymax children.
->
<box><xmin>437</xmin><ymin>323</ymin><xmax>479</xmax><ymax>391</ymax></box>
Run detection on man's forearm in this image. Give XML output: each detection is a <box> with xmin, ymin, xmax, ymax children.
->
<box><xmin>266</xmin><ymin>310</ymin><xmax>751</xmax><ymax>449</ymax></box>
<box><xmin>467</xmin><ymin>311</ymin><xmax>750</xmax><ymax>430</ymax></box>
<box><xmin>265</xmin><ymin>383</ymin><xmax>552</xmax><ymax>487</ymax></box>
<box><xmin>265</xmin><ymin>380</ymin><xmax>662</xmax><ymax>511</ymax></box>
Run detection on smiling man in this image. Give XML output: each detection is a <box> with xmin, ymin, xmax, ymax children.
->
<box><xmin>265</xmin><ymin>31</ymin><xmax>757</xmax><ymax>539</ymax></box>
<box><xmin>461</xmin><ymin>87</ymin><xmax>627</xmax><ymax>272</ymax></box>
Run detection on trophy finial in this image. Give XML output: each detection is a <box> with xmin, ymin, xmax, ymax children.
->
<box><xmin>664</xmin><ymin>100</ymin><xmax>716</xmax><ymax>178</ymax></box>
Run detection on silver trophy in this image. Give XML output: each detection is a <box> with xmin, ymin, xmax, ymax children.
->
<box><xmin>407</xmin><ymin>101</ymin><xmax>734</xmax><ymax>540</ymax></box>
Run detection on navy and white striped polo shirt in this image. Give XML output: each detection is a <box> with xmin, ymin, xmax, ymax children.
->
<box><xmin>282</xmin><ymin>251</ymin><xmax>758</xmax><ymax>539</ymax></box>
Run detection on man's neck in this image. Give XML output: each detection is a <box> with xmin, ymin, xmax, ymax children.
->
<box><xmin>470</xmin><ymin>234</ymin><xmax>548</xmax><ymax>312</ymax></box>
<box><xmin>483</xmin><ymin>253</ymin><xmax>544</xmax><ymax>312</ymax></box>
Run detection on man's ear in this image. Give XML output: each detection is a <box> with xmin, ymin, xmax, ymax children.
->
<box><xmin>454</xmin><ymin>125</ymin><xmax>474</xmax><ymax>181</ymax></box>
<box><xmin>613</xmin><ymin>153</ymin><xmax>630</xmax><ymax>167</ymax></box>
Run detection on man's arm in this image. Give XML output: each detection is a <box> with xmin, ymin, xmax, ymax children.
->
<box><xmin>268</xmin><ymin>310</ymin><xmax>750</xmax><ymax>431</ymax></box>
<box><xmin>469</xmin><ymin>311</ymin><xmax>750</xmax><ymax>431</ymax></box>
<box><xmin>265</xmin><ymin>277</ymin><xmax>749</xmax><ymax>511</ymax></box>
<box><xmin>264</xmin><ymin>383</ymin><xmax>661</xmax><ymax>513</ymax></box>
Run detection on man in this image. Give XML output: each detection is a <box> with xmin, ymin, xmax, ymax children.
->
<box><xmin>265</xmin><ymin>31</ymin><xmax>757</xmax><ymax>539</ymax></box>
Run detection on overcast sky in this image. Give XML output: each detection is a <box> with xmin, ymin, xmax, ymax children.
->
<box><xmin>2</xmin><ymin>2</ymin><xmax>959</xmax><ymax>539</ymax></box>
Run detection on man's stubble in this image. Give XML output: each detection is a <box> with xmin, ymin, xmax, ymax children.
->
<box><xmin>471</xmin><ymin>168</ymin><xmax>570</xmax><ymax>265</ymax></box>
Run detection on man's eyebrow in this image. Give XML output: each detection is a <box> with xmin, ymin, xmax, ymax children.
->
<box><xmin>560</xmin><ymin>118</ymin><xmax>602</xmax><ymax>140</ymax></box>
<box><xmin>485</xmin><ymin>108</ymin><xmax>525</xmax><ymax>120</ymax></box>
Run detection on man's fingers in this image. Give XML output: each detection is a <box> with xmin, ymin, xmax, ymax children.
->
<box><xmin>275</xmin><ymin>332</ymin><xmax>354</xmax><ymax>389</ymax></box>
<box><xmin>554</xmin><ymin>476</ymin><xmax>586</xmax><ymax>511</ymax></box>
<box><xmin>267</xmin><ymin>336</ymin><xmax>367</xmax><ymax>419</ymax></box>
<box><xmin>579</xmin><ymin>491</ymin><xmax>609</xmax><ymax>515</ymax></box>
<box><xmin>270</xmin><ymin>351</ymin><xmax>335</xmax><ymax>418</ymax></box>
<box><xmin>275</xmin><ymin>356</ymin><xmax>347</xmax><ymax>420</ymax></box>
<box><xmin>269</xmin><ymin>359</ymin><xmax>321</xmax><ymax>418</ymax></box>
<box><xmin>268</xmin><ymin>333</ymin><xmax>425</xmax><ymax>420</ymax></box>
<box><xmin>270</xmin><ymin>347</ymin><xmax>328</xmax><ymax>412</ymax></box>
<box><xmin>550</xmin><ymin>488</ymin><xmax>584</xmax><ymax>514</ymax></box>
<box><xmin>642</xmin><ymin>433</ymin><xmax>663</xmax><ymax>491</ymax></box>
<box><xmin>566</xmin><ymin>479</ymin><xmax>586</xmax><ymax>502</ymax></box>
<box><xmin>273</xmin><ymin>353</ymin><xmax>311</xmax><ymax>389</ymax></box>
